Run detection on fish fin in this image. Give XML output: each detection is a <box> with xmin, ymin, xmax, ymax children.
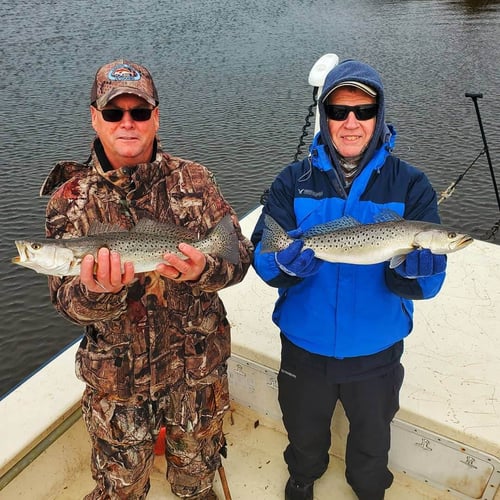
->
<box><xmin>133</xmin><ymin>218</ymin><xmax>198</xmax><ymax>241</ymax></box>
<box><xmin>389</xmin><ymin>254</ymin><xmax>407</xmax><ymax>269</ymax></box>
<box><xmin>208</xmin><ymin>214</ymin><xmax>240</xmax><ymax>265</ymax></box>
<box><xmin>301</xmin><ymin>215</ymin><xmax>361</xmax><ymax>237</ymax></box>
<box><xmin>374</xmin><ymin>209</ymin><xmax>404</xmax><ymax>224</ymax></box>
<box><xmin>88</xmin><ymin>221</ymin><xmax>128</xmax><ymax>236</ymax></box>
<box><xmin>261</xmin><ymin>215</ymin><xmax>293</xmax><ymax>253</ymax></box>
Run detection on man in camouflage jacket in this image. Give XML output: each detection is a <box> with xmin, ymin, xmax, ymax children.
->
<box><xmin>40</xmin><ymin>59</ymin><xmax>253</xmax><ymax>499</ymax></box>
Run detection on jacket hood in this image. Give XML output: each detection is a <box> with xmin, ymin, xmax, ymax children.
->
<box><xmin>317</xmin><ymin>59</ymin><xmax>391</xmax><ymax>180</ymax></box>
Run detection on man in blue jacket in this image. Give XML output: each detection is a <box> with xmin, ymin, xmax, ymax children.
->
<box><xmin>251</xmin><ymin>59</ymin><xmax>447</xmax><ymax>500</ymax></box>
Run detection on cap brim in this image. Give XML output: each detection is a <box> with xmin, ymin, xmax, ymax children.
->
<box><xmin>323</xmin><ymin>81</ymin><xmax>377</xmax><ymax>101</ymax></box>
<box><xmin>95</xmin><ymin>87</ymin><xmax>157</xmax><ymax>108</ymax></box>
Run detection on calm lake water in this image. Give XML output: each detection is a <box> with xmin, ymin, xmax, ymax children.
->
<box><xmin>1</xmin><ymin>0</ymin><xmax>499</xmax><ymax>398</ymax></box>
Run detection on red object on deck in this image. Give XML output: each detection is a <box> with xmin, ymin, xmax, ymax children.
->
<box><xmin>154</xmin><ymin>426</ymin><xmax>166</xmax><ymax>456</ymax></box>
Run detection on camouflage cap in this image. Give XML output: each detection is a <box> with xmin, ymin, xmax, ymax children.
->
<box><xmin>90</xmin><ymin>59</ymin><xmax>159</xmax><ymax>108</ymax></box>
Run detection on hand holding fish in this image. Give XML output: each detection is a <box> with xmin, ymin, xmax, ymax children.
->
<box><xmin>156</xmin><ymin>243</ymin><xmax>207</xmax><ymax>282</ymax></box>
<box><xmin>394</xmin><ymin>248</ymin><xmax>447</xmax><ymax>278</ymax></box>
<box><xmin>275</xmin><ymin>240</ymin><xmax>323</xmax><ymax>278</ymax></box>
<box><xmin>81</xmin><ymin>247</ymin><xmax>135</xmax><ymax>293</ymax></box>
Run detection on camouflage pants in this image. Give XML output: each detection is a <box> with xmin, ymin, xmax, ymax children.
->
<box><xmin>81</xmin><ymin>368</ymin><xmax>229</xmax><ymax>499</ymax></box>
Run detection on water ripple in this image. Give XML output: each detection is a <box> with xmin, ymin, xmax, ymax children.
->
<box><xmin>1</xmin><ymin>0</ymin><xmax>499</xmax><ymax>396</ymax></box>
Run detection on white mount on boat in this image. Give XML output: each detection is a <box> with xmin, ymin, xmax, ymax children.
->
<box><xmin>0</xmin><ymin>54</ymin><xmax>499</xmax><ymax>500</ymax></box>
<box><xmin>308</xmin><ymin>52</ymin><xmax>340</xmax><ymax>132</ymax></box>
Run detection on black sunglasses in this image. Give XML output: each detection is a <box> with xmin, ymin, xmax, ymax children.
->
<box><xmin>97</xmin><ymin>107</ymin><xmax>156</xmax><ymax>122</ymax></box>
<box><xmin>325</xmin><ymin>104</ymin><xmax>378</xmax><ymax>121</ymax></box>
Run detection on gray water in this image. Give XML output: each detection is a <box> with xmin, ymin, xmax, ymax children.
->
<box><xmin>1</xmin><ymin>0</ymin><xmax>499</xmax><ymax>398</ymax></box>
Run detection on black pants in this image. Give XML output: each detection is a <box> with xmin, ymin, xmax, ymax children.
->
<box><xmin>278</xmin><ymin>336</ymin><xmax>404</xmax><ymax>499</ymax></box>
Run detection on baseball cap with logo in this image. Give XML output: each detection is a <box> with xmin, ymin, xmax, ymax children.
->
<box><xmin>90</xmin><ymin>59</ymin><xmax>159</xmax><ymax>108</ymax></box>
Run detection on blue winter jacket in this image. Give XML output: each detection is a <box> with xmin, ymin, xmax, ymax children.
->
<box><xmin>251</xmin><ymin>59</ymin><xmax>446</xmax><ymax>358</ymax></box>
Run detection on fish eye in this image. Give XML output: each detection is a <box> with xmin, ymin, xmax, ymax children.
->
<box><xmin>31</xmin><ymin>243</ymin><xmax>42</xmax><ymax>250</ymax></box>
<box><xmin>448</xmin><ymin>231</ymin><xmax>456</xmax><ymax>239</ymax></box>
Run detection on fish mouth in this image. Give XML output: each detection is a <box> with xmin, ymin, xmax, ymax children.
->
<box><xmin>456</xmin><ymin>236</ymin><xmax>474</xmax><ymax>249</ymax></box>
<box><xmin>448</xmin><ymin>235</ymin><xmax>474</xmax><ymax>253</ymax></box>
<box><xmin>12</xmin><ymin>241</ymin><xmax>27</xmax><ymax>264</ymax></box>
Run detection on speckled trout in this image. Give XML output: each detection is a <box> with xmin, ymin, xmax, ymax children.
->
<box><xmin>12</xmin><ymin>214</ymin><xmax>239</xmax><ymax>276</ymax></box>
<box><xmin>261</xmin><ymin>211</ymin><xmax>473</xmax><ymax>268</ymax></box>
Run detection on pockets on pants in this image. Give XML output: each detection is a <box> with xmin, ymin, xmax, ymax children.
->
<box><xmin>76</xmin><ymin>334</ymin><xmax>134</xmax><ymax>399</ymax></box>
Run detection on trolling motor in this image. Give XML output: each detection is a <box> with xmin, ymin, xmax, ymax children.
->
<box><xmin>262</xmin><ymin>54</ymin><xmax>340</xmax><ymax>205</ymax></box>
<box><xmin>294</xmin><ymin>53</ymin><xmax>340</xmax><ymax>161</ymax></box>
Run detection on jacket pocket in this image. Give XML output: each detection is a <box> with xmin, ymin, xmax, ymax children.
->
<box><xmin>165</xmin><ymin>368</ymin><xmax>230</xmax><ymax>429</ymax></box>
<box><xmin>76</xmin><ymin>330</ymin><xmax>134</xmax><ymax>399</ymax></box>
<box><xmin>184</xmin><ymin>320</ymin><xmax>230</xmax><ymax>384</ymax></box>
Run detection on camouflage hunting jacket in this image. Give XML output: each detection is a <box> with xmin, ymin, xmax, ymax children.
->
<box><xmin>41</xmin><ymin>138</ymin><xmax>253</xmax><ymax>401</ymax></box>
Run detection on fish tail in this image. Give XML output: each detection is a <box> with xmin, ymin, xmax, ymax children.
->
<box><xmin>208</xmin><ymin>214</ymin><xmax>240</xmax><ymax>265</ymax></box>
<box><xmin>261</xmin><ymin>215</ymin><xmax>293</xmax><ymax>253</ymax></box>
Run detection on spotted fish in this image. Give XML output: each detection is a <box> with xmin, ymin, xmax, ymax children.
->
<box><xmin>260</xmin><ymin>210</ymin><xmax>473</xmax><ymax>268</ymax></box>
<box><xmin>12</xmin><ymin>214</ymin><xmax>239</xmax><ymax>276</ymax></box>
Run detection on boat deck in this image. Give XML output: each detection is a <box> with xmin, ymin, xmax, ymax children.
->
<box><xmin>1</xmin><ymin>402</ymin><xmax>457</xmax><ymax>500</ymax></box>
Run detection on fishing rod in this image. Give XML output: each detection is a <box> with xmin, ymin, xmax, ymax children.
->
<box><xmin>465</xmin><ymin>92</ymin><xmax>500</xmax><ymax>212</ymax></box>
<box><xmin>438</xmin><ymin>149</ymin><xmax>485</xmax><ymax>204</ymax></box>
<box><xmin>439</xmin><ymin>93</ymin><xmax>499</xmax><ymax>207</ymax></box>
<box><xmin>439</xmin><ymin>93</ymin><xmax>500</xmax><ymax>239</ymax></box>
